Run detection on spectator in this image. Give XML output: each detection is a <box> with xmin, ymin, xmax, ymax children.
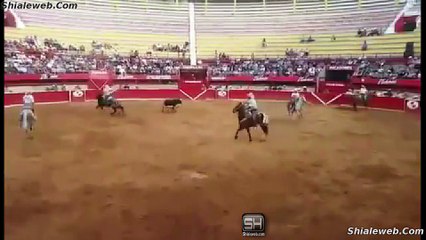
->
<box><xmin>262</xmin><ymin>38</ymin><xmax>267</xmax><ymax>48</ymax></box>
<box><xmin>331</xmin><ymin>35</ymin><xmax>336</xmax><ymax>41</ymax></box>
<box><xmin>361</xmin><ymin>40</ymin><xmax>368</xmax><ymax>51</ymax></box>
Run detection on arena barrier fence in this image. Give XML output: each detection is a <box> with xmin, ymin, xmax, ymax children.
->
<box><xmin>4</xmin><ymin>89</ymin><xmax>420</xmax><ymax>114</ymax></box>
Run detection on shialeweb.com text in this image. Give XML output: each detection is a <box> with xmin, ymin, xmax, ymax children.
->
<box><xmin>348</xmin><ymin>227</ymin><xmax>424</xmax><ymax>236</ymax></box>
<box><xmin>3</xmin><ymin>1</ymin><xmax>78</xmax><ymax>10</ymax></box>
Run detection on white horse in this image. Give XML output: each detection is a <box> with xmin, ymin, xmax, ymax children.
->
<box><xmin>19</xmin><ymin>109</ymin><xmax>36</xmax><ymax>138</ymax></box>
<box><xmin>294</xmin><ymin>95</ymin><xmax>307</xmax><ymax>119</ymax></box>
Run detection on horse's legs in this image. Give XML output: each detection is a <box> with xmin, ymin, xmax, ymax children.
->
<box><xmin>234</xmin><ymin>128</ymin><xmax>240</xmax><ymax>139</ymax></box>
<box><xmin>111</xmin><ymin>107</ymin><xmax>117</xmax><ymax>115</ymax></box>
<box><xmin>246</xmin><ymin>128</ymin><xmax>252</xmax><ymax>142</ymax></box>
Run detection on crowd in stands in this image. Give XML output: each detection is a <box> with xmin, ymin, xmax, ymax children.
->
<box><xmin>353</xmin><ymin>56</ymin><xmax>421</xmax><ymax>79</ymax></box>
<box><xmin>210</xmin><ymin>58</ymin><xmax>322</xmax><ymax>78</ymax></box>
<box><xmin>4</xmin><ymin>36</ymin><xmax>184</xmax><ymax>75</ymax></box>
<box><xmin>152</xmin><ymin>42</ymin><xmax>189</xmax><ymax>53</ymax></box>
<box><xmin>210</xmin><ymin>57</ymin><xmax>421</xmax><ymax>79</ymax></box>
<box><xmin>285</xmin><ymin>48</ymin><xmax>310</xmax><ymax>57</ymax></box>
<box><xmin>114</xmin><ymin>56</ymin><xmax>182</xmax><ymax>75</ymax></box>
<box><xmin>4</xmin><ymin>36</ymin><xmax>421</xmax><ymax>80</ymax></box>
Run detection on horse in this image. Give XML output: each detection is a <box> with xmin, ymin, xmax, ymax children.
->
<box><xmin>294</xmin><ymin>96</ymin><xmax>307</xmax><ymax>118</ymax></box>
<box><xmin>346</xmin><ymin>92</ymin><xmax>369</xmax><ymax>111</ymax></box>
<box><xmin>96</xmin><ymin>94</ymin><xmax>125</xmax><ymax>115</ymax></box>
<box><xmin>19</xmin><ymin>109</ymin><xmax>36</xmax><ymax>138</ymax></box>
<box><xmin>232</xmin><ymin>102</ymin><xmax>269</xmax><ymax>142</ymax></box>
<box><xmin>162</xmin><ymin>99</ymin><xmax>182</xmax><ymax>112</ymax></box>
<box><xmin>287</xmin><ymin>100</ymin><xmax>296</xmax><ymax>116</ymax></box>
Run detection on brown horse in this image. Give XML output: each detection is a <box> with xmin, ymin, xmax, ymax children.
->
<box><xmin>287</xmin><ymin>100</ymin><xmax>296</xmax><ymax>116</ymax></box>
<box><xmin>232</xmin><ymin>102</ymin><xmax>269</xmax><ymax>142</ymax></box>
<box><xmin>346</xmin><ymin>93</ymin><xmax>369</xmax><ymax>111</ymax></box>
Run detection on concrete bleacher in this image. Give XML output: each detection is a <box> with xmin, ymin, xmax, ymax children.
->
<box><xmin>196</xmin><ymin>32</ymin><xmax>421</xmax><ymax>58</ymax></box>
<box><xmin>195</xmin><ymin>0</ymin><xmax>403</xmax><ymax>34</ymax></box>
<box><xmin>195</xmin><ymin>0</ymin><xmax>420</xmax><ymax>57</ymax></box>
<box><xmin>5</xmin><ymin>0</ymin><xmax>421</xmax><ymax>58</ymax></box>
<box><xmin>8</xmin><ymin>0</ymin><xmax>189</xmax><ymax>57</ymax></box>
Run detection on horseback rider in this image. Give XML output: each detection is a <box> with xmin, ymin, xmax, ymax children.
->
<box><xmin>20</xmin><ymin>91</ymin><xmax>37</xmax><ymax>130</ymax></box>
<box><xmin>295</xmin><ymin>92</ymin><xmax>307</xmax><ymax>107</ymax></box>
<box><xmin>103</xmin><ymin>84</ymin><xmax>115</xmax><ymax>105</ymax></box>
<box><xmin>289</xmin><ymin>88</ymin><xmax>300</xmax><ymax>109</ymax></box>
<box><xmin>22</xmin><ymin>91</ymin><xmax>35</xmax><ymax>113</ymax></box>
<box><xmin>359</xmin><ymin>85</ymin><xmax>368</xmax><ymax>102</ymax></box>
<box><xmin>244</xmin><ymin>92</ymin><xmax>258</xmax><ymax>123</ymax></box>
<box><xmin>291</xmin><ymin>88</ymin><xmax>300</xmax><ymax>99</ymax></box>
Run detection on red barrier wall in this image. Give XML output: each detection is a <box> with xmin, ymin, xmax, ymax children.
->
<box><xmin>5</xmin><ymin>90</ymin><xmax>418</xmax><ymax>113</ymax></box>
<box><xmin>4</xmin><ymin>91</ymin><xmax>70</xmax><ymax>106</ymax></box>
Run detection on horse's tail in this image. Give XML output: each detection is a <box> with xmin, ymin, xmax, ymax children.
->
<box><xmin>260</xmin><ymin>113</ymin><xmax>269</xmax><ymax>125</ymax></box>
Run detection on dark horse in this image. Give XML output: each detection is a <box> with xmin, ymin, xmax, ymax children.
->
<box><xmin>287</xmin><ymin>100</ymin><xmax>296</xmax><ymax>116</ymax></box>
<box><xmin>96</xmin><ymin>94</ymin><xmax>125</xmax><ymax>115</ymax></box>
<box><xmin>347</xmin><ymin>92</ymin><xmax>368</xmax><ymax>111</ymax></box>
<box><xmin>232</xmin><ymin>102</ymin><xmax>269</xmax><ymax>142</ymax></box>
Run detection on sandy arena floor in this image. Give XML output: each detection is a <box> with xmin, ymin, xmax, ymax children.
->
<box><xmin>4</xmin><ymin>100</ymin><xmax>421</xmax><ymax>240</ymax></box>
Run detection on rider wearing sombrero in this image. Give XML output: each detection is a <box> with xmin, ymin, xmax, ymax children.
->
<box><xmin>244</xmin><ymin>92</ymin><xmax>258</xmax><ymax>123</ymax></box>
<box><xmin>289</xmin><ymin>88</ymin><xmax>300</xmax><ymax>109</ymax></box>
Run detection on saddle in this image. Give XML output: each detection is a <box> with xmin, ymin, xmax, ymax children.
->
<box><xmin>104</xmin><ymin>96</ymin><xmax>116</xmax><ymax>106</ymax></box>
<box><xmin>244</xmin><ymin>109</ymin><xmax>261</xmax><ymax>124</ymax></box>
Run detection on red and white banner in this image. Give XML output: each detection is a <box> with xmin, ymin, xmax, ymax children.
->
<box><xmin>209</xmin><ymin>75</ymin><xmax>315</xmax><ymax>83</ymax></box>
<box><xmin>352</xmin><ymin>77</ymin><xmax>420</xmax><ymax>89</ymax></box>
<box><xmin>216</xmin><ymin>88</ymin><xmax>229</xmax><ymax>99</ymax></box>
<box><xmin>70</xmin><ymin>89</ymin><xmax>86</xmax><ymax>102</ymax></box>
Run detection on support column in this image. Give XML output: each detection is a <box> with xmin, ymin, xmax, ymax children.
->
<box><xmin>188</xmin><ymin>2</ymin><xmax>197</xmax><ymax>65</ymax></box>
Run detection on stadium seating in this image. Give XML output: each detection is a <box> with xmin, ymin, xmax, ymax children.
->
<box><xmin>195</xmin><ymin>0</ymin><xmax>420</xmax><ymax>57</ymax></box>
<box><xmin>5</xmin><ymin>0</ymin><xmax>421</xmax><ymax>58</ymax></box>
<box><xmin>7</xmin><ymin>0</ymin><xmax>189</xmax><ymax>57</ymax></box>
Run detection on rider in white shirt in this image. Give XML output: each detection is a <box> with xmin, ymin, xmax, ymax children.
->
<box><xmin>289</xmin><ymin>89</ymin><xmax>300</xmax><ymax>109</ymax></box>
<box><xmin>245</xmin><ymin>92</ymin><xmax>258</xmax><ymax>122</ymax></box>
<box><xmin>21</xmin><ymin>92</ymin><xmax>37</xmax><ymax>130</ymax></box>
<box><xmin>359</xmin><ymin>85</ymin><xmax>368</xmax><ymax>102</ymax></box>
<box><xmin>103</xmin><ymin>84</ymin><xmax>114</xmax><ymax>102</ymax></box>
<box><xmin>359</xmin><ymin>85</ymin><xmax>368</xmax><ymax>101</ymax></box>
<box><xmin>22</xmin><ymin>92</ymin><xmax>35</xmax><ymax>112</ymax></box>
<box><xmin>359</xmin><ymin>85</ymin><xmax>368</xmax><ymax>94</ymax></box>
<box><xmin>291</xmin><ymin>89</ymin><xmax>300</xmax><ymax>99</ymax></box>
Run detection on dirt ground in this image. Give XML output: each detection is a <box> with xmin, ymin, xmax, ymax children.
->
<box><xmin>4</xmin><ymin>100</ymin><xmax>421</xmax><ymax>240</ymax></box>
